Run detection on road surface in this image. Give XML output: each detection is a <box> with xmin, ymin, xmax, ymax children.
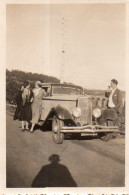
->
<box><xmin>6</xmin><ymin>105</ymin><xmax>125</xmax><ymax>187</ymax></box>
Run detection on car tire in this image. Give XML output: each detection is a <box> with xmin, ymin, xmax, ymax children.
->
<box><xmin>52</xmin><ymin>116</ymin><xmax>64</xmax><ymax>144</ymax></box>
<box><xmin>99</xmin><ymin>120</ymin><xmax>114</xmax><ymax>141</ymax></box>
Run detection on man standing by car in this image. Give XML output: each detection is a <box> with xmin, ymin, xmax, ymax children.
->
<box><xmin>105</xmin><ymin>79</ymin><xmax>123</xmax><ymax>121</ymax></box>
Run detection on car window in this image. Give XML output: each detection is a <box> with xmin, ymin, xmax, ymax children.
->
<box><xmin>42</xmin><ymin>87</ymin><xmax>51</xmax><ymax>96</ymax></box>
<box><xmin>52</xmin><ymin>86</ymin><xmax>82</xmax><ymax>95</ymax></box>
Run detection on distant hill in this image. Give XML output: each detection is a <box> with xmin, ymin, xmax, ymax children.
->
<box><xmin>86</xmin><ymin>89</ymin><xmax>125</xmax><ymax>96</ymax></box>
<box><xmin>86</xmin><ymin>89</ymin><xmax>125</xmax><ymax>102</ymax></box>
<box><xmin>85</xmin><ymin>89</ymin><xmax>105</xmax><ymax>96</ymax></box>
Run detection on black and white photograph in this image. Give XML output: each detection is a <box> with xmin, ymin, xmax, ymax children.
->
<box><xmin>0</xmin><ymin>0</ymin><xmax>128</xmax><ymax>193</ymax></box>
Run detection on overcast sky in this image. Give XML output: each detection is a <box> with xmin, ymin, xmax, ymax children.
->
<box><xmin>6</xmin><ymin>4</ymin><xmax>125</xmax><ymax>90</ymax></box>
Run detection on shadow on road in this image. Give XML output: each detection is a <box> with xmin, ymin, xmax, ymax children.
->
<box><xmin>31</xmin><ymin>154</ymin><xmax>77</xmax><ymax>187</ymax></box>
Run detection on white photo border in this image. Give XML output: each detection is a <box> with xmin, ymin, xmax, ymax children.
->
<box><xmin>0</xmin><ymin>0</ymin><xmax>128</xmax><ymax>194</ymax></box>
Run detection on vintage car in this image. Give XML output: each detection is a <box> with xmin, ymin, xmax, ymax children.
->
<box><xmin>39</xmin><ymin>83</ymin><xmax>121</xmax><ymax>144</ymax></box>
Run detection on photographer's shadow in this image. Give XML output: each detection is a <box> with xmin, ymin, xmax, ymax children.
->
<box><xmin>31</xmin><ymin>154</ymin><xmax>77</xmax><ymax>187</ymax></box>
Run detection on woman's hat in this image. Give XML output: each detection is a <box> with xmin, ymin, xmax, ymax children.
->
<box><xmin>35</xmin><ymin>81</ymin><xmax>42</xmax><ymax>85</ymax></box>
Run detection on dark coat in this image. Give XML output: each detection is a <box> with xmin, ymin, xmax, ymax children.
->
<box><xmin>105</xmin><ymin>88</ymin><xmax>123</xmax><ymax>114</ymax></box>
<box><xmin>14</xmin><ymin>89</ymin><xmax>33</xmax><ymax>122</ymax></box>
<box><xmin>13</xmin><ymin>90</ymin><xmax>23</xmax><ymax>120</ymax></box>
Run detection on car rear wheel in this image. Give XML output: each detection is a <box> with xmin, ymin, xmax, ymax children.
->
<box><xmin>99</xmin><ymin>120</ymin><xmax>114</xmax><ymax>141</ymax></box>
<box><xmin>52</xmin><ymin>116</ymin><xmax>64</xmax><ymax>144</ymax></box>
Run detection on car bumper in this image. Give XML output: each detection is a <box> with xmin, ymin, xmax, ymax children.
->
<box><xmin>60</xmin><ymin>125</ymin><xmax>120</xmax><ymax>133</ymax></box>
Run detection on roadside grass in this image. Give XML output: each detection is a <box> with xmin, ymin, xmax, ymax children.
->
<box><xmin>6</xmin><ymin>104</ymin><xmax>16</xmax><ymax>114</ymax></box>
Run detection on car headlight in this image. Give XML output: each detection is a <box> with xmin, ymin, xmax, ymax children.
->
<box><xmin>93</xmin><ymin>108</ymin><xmax>101</xmax><ymax>118</ymax></box>
<box><xmin>72</xmin><ymin>107</ymin><xmax>81</xmax><ymax>118</ymax></box>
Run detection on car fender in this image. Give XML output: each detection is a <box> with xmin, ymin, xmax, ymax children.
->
<box><xmin>43</xmin><ymin>105</ymin><xmax>76</xmax><ymax>125</ymax></box>
<box><xmin>52</xmin><ymin>105</ymin><xmax>74</xmax><ymax>120</ymax></box>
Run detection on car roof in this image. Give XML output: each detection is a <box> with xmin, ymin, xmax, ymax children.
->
<box><xmin>41</xmin><ymin>83</ymin><xmax>83</xmax><ymax>90</ymax></box>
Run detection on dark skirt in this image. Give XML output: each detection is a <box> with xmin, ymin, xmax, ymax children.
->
<box><xmin>14</xmin><ymin>101</ymin><xmax>32</xmax><ymax>122</ymax></box>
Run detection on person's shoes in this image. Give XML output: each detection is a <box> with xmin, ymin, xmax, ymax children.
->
<box><xmin>21</xmin><ymin>128</ymin><xmax>25</xmax><ymax>132</ymax></box>
<box><xmin>25</xmin><ymin>128</ymin><xmax>30</xmax><ymax>132</ymax></box>
<box><xmin>120</xmin><ymin>131</ymin><xmax>125</xmax><ymax>135</ymax></box>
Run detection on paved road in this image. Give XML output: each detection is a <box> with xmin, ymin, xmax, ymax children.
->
<box><xmin>6</xmin><ymin>106</ymin><xmax>125</xmax><ymax>187</ymax></box>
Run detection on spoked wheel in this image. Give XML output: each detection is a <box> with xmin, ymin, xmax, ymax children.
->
<box><xmin>99</xmin><ymin>120</ymin><xmax>114</xmax><ymax>141</ymax></box>
<box><xmin>52</xmin><ymin>116</ymin><xmax>64</xmax><ymax>144</ymax></box>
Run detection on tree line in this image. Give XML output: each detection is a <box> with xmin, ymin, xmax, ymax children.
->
<box><xmin>6</xmin><ymin>69</ymin><xmax>60</xmax><ymax>103</ymax></box>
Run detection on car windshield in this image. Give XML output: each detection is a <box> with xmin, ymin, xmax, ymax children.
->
<box><xmin>52</xmin><ymin>86</ymin><xmax>82</xmax><ymax>95</ymax></box>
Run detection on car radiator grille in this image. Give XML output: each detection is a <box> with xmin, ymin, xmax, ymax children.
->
<box><xmin>77</xmin><ymin>97</ymin><xmax>92</xmax><ymax>125</ymax></box>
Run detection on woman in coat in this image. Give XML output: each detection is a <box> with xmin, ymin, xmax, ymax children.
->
<box><xmin>30</xmin><ymin>81</ymin><xmax>46</xmax><ymax>133</ymax></box>
<box><xmin>13</xmin><ymin>85</ymin><xmax>24</xmax><ymax>121</ymax></box>
<box><xmin>14</xmin><ymin>81</ymin><xmax>33</xmax><ymax>131</ymax></box>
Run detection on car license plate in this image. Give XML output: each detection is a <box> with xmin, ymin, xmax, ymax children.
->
<box><xmin>81</xmin><ymin>133</ymin><xmax>87</xmax><ymax>136</ymax></box>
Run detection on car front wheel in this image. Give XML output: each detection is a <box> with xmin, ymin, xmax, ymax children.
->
<box><xmin>52</xmin><ymin>116</ymin><xmax>64</xmax><ymax>144</ymax></box>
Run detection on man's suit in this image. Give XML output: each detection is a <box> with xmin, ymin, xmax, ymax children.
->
<box><xmin>105</xmin><ymin>88</ymin><xmax>123</xmax><ymax>115</ymax></box>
